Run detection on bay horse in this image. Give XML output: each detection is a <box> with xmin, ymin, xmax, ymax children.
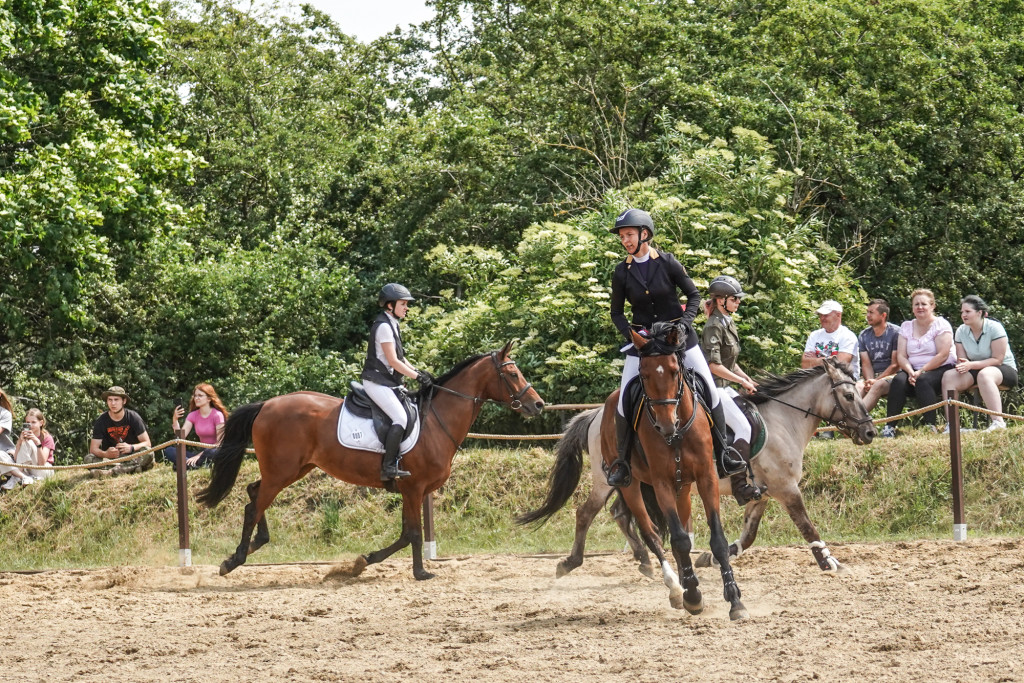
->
<box><xmin>548</xmin><ymin>357</ymin><xmax>874</xmax><ymax>580</ymax></box>
<box><xmin>196</xmin><ymin>341</ymin><xmax>544</xmax><ymax>580</ymax></box>
<box><xmin>520</xmin><ymin>323</ymin><xmax>748</xmax><ymax>619</ymax></box>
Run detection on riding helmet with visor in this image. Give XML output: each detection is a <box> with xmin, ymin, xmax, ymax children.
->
<box><xmin>378</xmin><ymin>283</ymin><xmax>415</xmax><ymax>308</ymax></box>
<box><xmin>708</xmin><ymin>275</ymin><xmax>746</xmax><ymax>299</ymax></box>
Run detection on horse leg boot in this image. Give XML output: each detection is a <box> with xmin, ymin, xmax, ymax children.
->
<box><xmin>605</xmin><ymin>412</ymin><xmax>633</xmax><ymax>487</ymax></box>
<box><xmin>727</xmin><ymin>438</ymin><xmax>763</xmax><ymax>506</ymax></box>
<box><xmin>380</xmin><ymin>424</ymin><xmax>410</xmax><ymax>480</ymax></box>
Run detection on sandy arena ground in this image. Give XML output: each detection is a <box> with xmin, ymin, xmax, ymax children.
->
<box><xmin>1</xmin><ymin>538</ymin><xmax>1022</xmax><ymax>682</ymax></box>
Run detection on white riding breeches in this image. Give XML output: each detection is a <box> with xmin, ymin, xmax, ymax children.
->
<box><xmin>617</xmin><ymin>346</ymin><xmax>750</xmax><ymax>443</ymax></box>
<box><xmin>363</xmin><ymin>380</ymin><xmax>408</xmax><ymax>428</ymax></box>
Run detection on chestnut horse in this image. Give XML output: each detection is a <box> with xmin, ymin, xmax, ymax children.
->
<box><xmin>520</xmin><ymin>324</ymin><xmax>747</xmax><ymax>619</ymax></box>
<box><xmin>197</xmin><ymin>341</ymin><xmax>544</xmax><ymax>580</ymax></box>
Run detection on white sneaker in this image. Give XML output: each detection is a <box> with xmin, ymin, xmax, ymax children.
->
<box><xmin>881</xmin><ymin>425</ymin><xmax>897</xmax><ymax>438</ymax></box>
<box><xmin>1</xmin><ymin>477</ymin><xmax>17</xmax><ymax>490</ymax></box>
<box><xmin>987</xmin><ymin>421</ymin><xmax>1007</xmax><ymax>431</ymax></box>
<box><xmin>20</xmin><ymin>476</ymin><xmax>34</xmax><ymax>485</ymax></box>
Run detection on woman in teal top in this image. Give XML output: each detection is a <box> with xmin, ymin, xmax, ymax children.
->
<box><xmin>941</xmin><ymin>295</ymin><xmax>1018</xmax><ymax>430</ymax></box>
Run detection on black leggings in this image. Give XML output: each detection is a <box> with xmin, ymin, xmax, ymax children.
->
<box><xmin>886</xmin><ymin>365</ymin><xmax>955</xmax><ymax>426</ymax></box>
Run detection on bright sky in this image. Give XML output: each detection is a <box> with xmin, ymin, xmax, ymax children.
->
<box><xmin>301</xmin><ymin>0</ymin><xmax>435</xmax><ymax>41</ymax></box>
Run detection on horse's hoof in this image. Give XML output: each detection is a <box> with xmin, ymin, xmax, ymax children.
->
<box><xmin>730</xmin><ymin>604</ymin><xmax>749</xmax><ymax>621</ymax></box>
<box><xmin>683</xmin><ymin>590</ymin><xmax>704</xmax><ymax>615</ymax></box>
<box><xmin>669</xmin><ymin>588</ymin><xmax>686</xmax><ymax>610</ymax></box>
<box><xmin>219</xmin><ymin>560</ymin><xmax>235</xmax><ymax>576</ymax></box>
<box><xmin>694</xmin><ymin>552</ymin><xmax>712</xmax><ymax>568</ymax></box>
<box><xmin>555</xmin><ymin>561</ymin><xmax>572</xmax><ymax>578</ymax></box>
<box><xmin>638</xmin><ymin>563</ymin><xmax>656</xmax><ymax>579</ymax></box>
<box><xmin>414</xmin><ymin>570</ymin><xmax>436</xmax><ymax>581</ymax></box>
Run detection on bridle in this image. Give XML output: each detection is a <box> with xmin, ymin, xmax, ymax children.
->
<box><xmin>757</xmin><ymin>373</ymin><xmax>873</xmax><ymax>437</ymax></box>
<box><xmin>639</xmin><ymin>354</ymin><xmax>698</xmax><ymax>446</ymax></box>
<box><xmin>427</xmin><ymin>351</ymin><xmax>535</xmax><ymax>445</ymax></box>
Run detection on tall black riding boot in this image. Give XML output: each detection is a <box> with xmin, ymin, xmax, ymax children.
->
<box><xmin>728</xmin><ymin>438</ymin><xmax>763</xmax><ymax>506</ymax></box>
<box><xmin>380</xmin><ymin>424</ymin><xmax>411</xmax><ymax>481</ymax></box>
<box><xmin>709</xmin><ymin>402</ymin><xmax>746</xmax><ymax>477</ymax></box>
<box><xmin>606</xmin><ymin>412</ymin><xmax>634</xmax><ymax>487</ymax></box>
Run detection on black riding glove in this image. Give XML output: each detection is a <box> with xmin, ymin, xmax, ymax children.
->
<box><xmin>416</xmin><ymin>370</ymin><xmax>434</xmax><ymax>388</ymax></box>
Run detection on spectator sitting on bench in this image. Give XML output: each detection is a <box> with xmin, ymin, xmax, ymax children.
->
<box><xmin>941</xmin><ymin>295</ymin><xmax>1018</xmax><ymax>431</ymax></box>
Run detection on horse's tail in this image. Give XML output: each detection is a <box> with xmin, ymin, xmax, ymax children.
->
<box><xmin>195</xmin><ymin>401</ymin><xmax>264</xmax><ymax>508</ymax></box>
<box><xmin>517</xmin><ymin>408</ymin><xmax>599</xmax><ymax>526</ymax></box>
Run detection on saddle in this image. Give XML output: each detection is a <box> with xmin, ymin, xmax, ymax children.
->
<box><xmin>732</xmin><ymin>395</ymin><xmax>767</xmax><ymax>459</ymax></box>
<box><xmin>344</xmin><ymin>382</ymin><xmax>418</xmax><ymax>443</ymax></box>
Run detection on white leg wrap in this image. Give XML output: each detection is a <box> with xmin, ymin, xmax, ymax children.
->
<box><xmin>810</xmin><ymin>540</ymin><xmax>839</xmax><ymax>572</ymax></box>
<box><xmin>661</xmin><ymin>560</ymin><xmax>681</xmax><ymax>589</ymax></box>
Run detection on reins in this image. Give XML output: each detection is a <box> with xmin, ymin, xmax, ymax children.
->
<box><xmin>756</xmin><ymin>374</ymin><xmax>873</xmax><ymax>437</ymax></box>
<box><xmin>425</xmin><ymin>351</ymin><xmax>535</xmax><ymax>447</ymax></box>
<box><xmin>638</xmin><ymin>353</ymin><xmax>700</xmax><ymax>491</ymax></box>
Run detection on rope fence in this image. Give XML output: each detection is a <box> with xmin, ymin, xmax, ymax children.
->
<box><xmin>4</xmin><ymin>394</ymin><xmax>1015</xmax><ymax>567</ymax></box>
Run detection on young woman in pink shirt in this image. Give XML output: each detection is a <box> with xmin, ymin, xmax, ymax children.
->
<box><xmin>163</xmin><ymin>383</ymin><xmax>230</xmax><ymax>469</ymax></box>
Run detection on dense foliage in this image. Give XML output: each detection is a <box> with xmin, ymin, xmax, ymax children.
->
<box><xmin>4</xmin><ymin>0</ymin><xmax>1024</xmax><ymax>454</ymax></box>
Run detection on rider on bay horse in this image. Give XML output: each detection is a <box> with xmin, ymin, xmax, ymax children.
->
<box><xmin>361</xmin><ymin>283</ymin><xmax>433</xmax><ymax>480</ymax></box>
<box><xmin>606</xmin><ymin>209</ymin><xmax>762</xmax><ymax>504</ymax></box>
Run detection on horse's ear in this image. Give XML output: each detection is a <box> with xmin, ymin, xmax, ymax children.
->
<box><xmin>822</xmin><ymin>356</ymin><xmax>840</xmax><ymax>379</ymax></box>
<box><xmin>501</xmin><ymin>340</ymin><xmax>516</xmax><ymax>358</ymax></box>
<box><xmin>666</xmin><ymin>324</ymin><xmax>681</xmax><ymax>348</ymax></box>
<box><xmin>630</xmin><ymin>329</ymin><xmax>648</xmax><ymax>350</ymax></box>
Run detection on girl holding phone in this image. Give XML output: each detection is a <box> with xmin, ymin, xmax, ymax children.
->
<box><xmin>163</xmin><ymin>383</ymin><xmax>230</xmax><ymax>469</ymax></box>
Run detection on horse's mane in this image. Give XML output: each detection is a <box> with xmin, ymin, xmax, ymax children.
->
<box><xmin>745</xmin><ymin>360</ymin><xmax>854</xmax><ymax>405</ymax></box>
<box><xmin>413</xmin><ymin>350</ymin><xmax>492</xmax><ymax>400</ymax></box>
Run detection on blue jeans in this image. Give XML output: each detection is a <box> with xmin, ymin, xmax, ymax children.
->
<box><xmin>161</xmin><ymin>446</ymin><xmax>219</xmax><ymax>470</ymax></box>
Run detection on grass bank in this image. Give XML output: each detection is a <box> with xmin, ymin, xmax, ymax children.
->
<box><xmin>1</xmin><ymin>427</ymin><xmax>1023</xmax><ymax>571</ymax></box>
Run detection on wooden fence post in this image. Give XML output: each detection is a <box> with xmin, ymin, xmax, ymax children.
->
<box><xmin>947</xmin><ymin>390</ymin><xmax>966</xmax><ymax>541</ymax></box>
<box><xmin>176</xmin><ymin>432</ymin><xmax>192</xmax><ymax>566</ymax></box>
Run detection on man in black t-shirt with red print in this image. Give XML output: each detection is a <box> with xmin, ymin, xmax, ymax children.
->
<box><xmin>86</xmin><ymin>386</ymin><xmax>154</xmax><ymax>475</ymax></box>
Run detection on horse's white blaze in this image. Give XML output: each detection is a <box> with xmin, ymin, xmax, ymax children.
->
<box><xmin>660</xmin><ymin>559</ymin><xmax>681</xmax><ymax>589</ymax></box>
<box><xmin>656</xmin><ymin>364</ymin><xmax>665</xmax><ymax>376</ymax></box>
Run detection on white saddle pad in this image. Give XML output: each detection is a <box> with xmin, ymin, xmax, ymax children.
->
<box><xmin>337</xmin><ymin>400</ymin><xmax>421</xmax><ymax>455</ymax></box>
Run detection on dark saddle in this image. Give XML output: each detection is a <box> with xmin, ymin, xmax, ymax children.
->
<box><xmin>732</xmin><ymin>395</ymin><xmax>767</xmax><ymax>459</ymax></box>
<box><xmin>344</xmin><ymin>382</ymin><xmax>418</xmax><ymax>443</ymax></box>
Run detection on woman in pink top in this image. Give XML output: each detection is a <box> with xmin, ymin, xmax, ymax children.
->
<box><xmin>883</xmin><ymin>289</ymin><xmax>956</xmax><ymax>436</ymax></box>
<box><xmin>162</xmin><ymin>383</ymin><xmax>230</xmax><ymax>470</ymax></box>
<box><xmin>2</xmin><ymin>408</ymin><xmax>55</xmax><ymax>488</ymax></box>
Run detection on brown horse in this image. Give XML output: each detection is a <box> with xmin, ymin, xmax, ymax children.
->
<box><xmin>520</xmin><ymin>324</ymin><xmax>747</xmax><ymax>619</ymax></box>
<box><xmin>197</xmin><ymin>341</ymin><xmax>544</xmax><ymax>580</ymax></box>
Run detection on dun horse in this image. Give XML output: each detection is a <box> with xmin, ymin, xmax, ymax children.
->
<box><xmin>520</xmin><ymin>324</ymin><xmax>748</xmax><ymax>620</ymax></box>
<box><xmin>196</xmin><ymin>341</ymin><xmax>544</xmax><ymax>580</ymax></box>
<box><xmin>550</xmin><ymin>358</ymin><xmax>874</xmax><ymax>579</ymax></box>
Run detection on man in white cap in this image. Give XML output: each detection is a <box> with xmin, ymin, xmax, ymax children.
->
<box><xmin>801</xmin><ymin>300</ymin><xmax>860</xmax><ymax>378</ymax></box>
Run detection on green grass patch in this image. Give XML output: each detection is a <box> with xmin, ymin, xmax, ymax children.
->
<box><xmin>2</xmin><ymin>428</ymin><xmax>1023</xmax><ymax>571</ymax></box>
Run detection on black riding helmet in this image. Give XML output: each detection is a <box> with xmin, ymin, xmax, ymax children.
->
<box><xmin>708</xmin><ymin>275</ymin><xmax>746</xmax><ymax>299</ymax></box>
<box><xmin>378</xmin><ymin>283</ymin><xmax>415</xmax><ymax>308</ymax></box>
<box><xmin>609</xmin><ymin>208</ymin><xmax>655</xmax><ymax>256</ymax></box>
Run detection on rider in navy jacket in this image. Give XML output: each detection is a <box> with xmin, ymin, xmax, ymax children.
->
<box><xmin>605</xmin><ymin>209</ymin><xmax>762</xmax><ymax>505</ymax></box>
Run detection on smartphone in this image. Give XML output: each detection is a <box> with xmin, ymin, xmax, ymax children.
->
<box><xmin>174</xmin><ymin>397</ymin><xmax>183</xmax><ymax>408</ymax></box>
<box><xmin>22</xmin><ymin>422</ymin><xmax>30</xmax><ymax>432</ymax></box>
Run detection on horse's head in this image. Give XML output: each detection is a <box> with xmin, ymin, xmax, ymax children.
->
<box><xmin>487</xmin><ymin>341</ymin><xmax>545</xmax><ymax>417</ymax></box>
<box><xmin>821</xmin><ymin>358</ymin><xmax>876</xmax><ymax>444</ymax></box>
<box><xmin>631</xmin><ymin>324</ymin><xmax>686</xmax><ymax>442</ymax></box>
